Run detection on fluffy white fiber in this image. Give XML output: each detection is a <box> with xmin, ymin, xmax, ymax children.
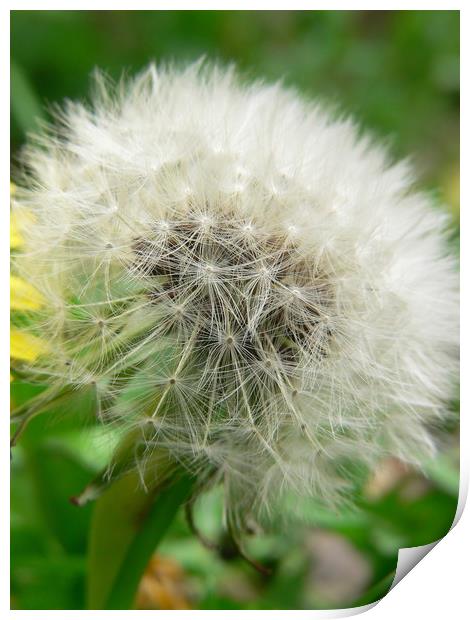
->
<box><xmin>12</xmin><ymin>62</ymin><xmax>459</xmax><ymax>525</ymax></box>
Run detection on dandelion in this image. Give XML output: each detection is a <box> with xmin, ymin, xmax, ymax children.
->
<box><xmin>11</xmin><ymin>62</ymin><xmax>459</xmax><ymax>533</ymax></box>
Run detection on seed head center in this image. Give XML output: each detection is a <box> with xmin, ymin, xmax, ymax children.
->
<box><xmin>133</xmin><ymin>214</ymin><xmax>333</xmax><ymax>366</ymax></box>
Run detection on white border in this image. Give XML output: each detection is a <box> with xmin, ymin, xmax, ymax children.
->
<box><xmin>4</xmin><ymin>3</ymin><xmax>466</xmax><ymax>618</ymax></box>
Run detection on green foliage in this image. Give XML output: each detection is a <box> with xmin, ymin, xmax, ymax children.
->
<box><xmin>11</xmin><ymin>424</ymin><xmax>95</xmax><ymax>609</ymax></box>
<box><xmin>11</xmin><ymin>10</ymin><xmax>459</xmax><ymax>185</ymax></box>
<box><xmin>10</xmin><ymin>59</ymin><xmax>44</xmax><ymax>136</ymax></box>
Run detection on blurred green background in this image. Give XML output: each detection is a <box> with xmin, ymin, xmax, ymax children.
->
<box><xmin>11</xmin><ymin>10</ymin><xmax>459</xmax><ymax>611</ymax></box>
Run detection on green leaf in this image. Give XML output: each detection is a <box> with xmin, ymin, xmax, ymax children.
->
<box><xmin>11</xmin><ymin>440</ymin><xmax>95</xmax><ymax>609</ymax></box>
<box><xmin>87</xmin><ymin>467</ymin><xmax>194</xmax><ymax>610</ymax></box>
<box><xmin>11</xmin><ymin>554</ymin><xmax>87</xmax><ymax>610</ymax></box>
<box><xmin>10</xmin><ymin>59</ymin><xmax>45</xmax><ymax>136</ymax></box>
<box><xmin>32</xmin><ymin>445</ymin><xmax>95</xmax><ymax>553</ymax></box>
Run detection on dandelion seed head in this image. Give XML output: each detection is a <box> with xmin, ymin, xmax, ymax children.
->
<box><xmin>12</xmin><ymin>62</ymin><xmax>459</xmax><ymax>527</ymax></box>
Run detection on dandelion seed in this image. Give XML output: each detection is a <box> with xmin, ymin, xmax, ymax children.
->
<box><xmin>11</xmin><ymin>62</ymin><xmax>459</xmax><ymax>529</ymax></box>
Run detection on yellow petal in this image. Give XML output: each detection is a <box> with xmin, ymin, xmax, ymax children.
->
<box><xmin>10</xmin><ymin>214</ymin><xmax>24</xmax><ymax>249</ymax></box>
<box><xmin>10</xmin><ymin>209</ymin><xmax>35</xmax><ymax>249</ymax></box>
<box><xmin>10</xmin><ymin>182</ymin><xmax>23</xmax><ymax>248</ymax></box>
<box><xmin>10</xmin><ymin>329</ymin><xmax>48</xmax><ymax>362</ymax></box>
<box><xmin>10</xmin><ymin>275</ymin><xmax>45</xmax><ymax>310</ymax></box>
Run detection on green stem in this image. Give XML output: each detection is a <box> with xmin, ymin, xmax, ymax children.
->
<box><xmin>104</xmin><ymin>473</ymin><xmax>195</xmax><ymax>610</ymax></box>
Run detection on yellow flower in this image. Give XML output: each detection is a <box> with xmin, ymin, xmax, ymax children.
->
<box><xmin>11</xmin><ymin>181</ymin><xmax>48</xmax><ymax>367</ymax></box>
<box><xmin>10</xmin><ymin>275</ymin><xmax>45</xmax><ymax>311</ymax></box>
<box><xmin>10</xmin><ymin>329</ymin><xmax>48</xmax><ymax>362</ymax></box>
<box><xmin>10</xmin><ymin>183</ymin><xmax>23</xmax><ymax>249</ymax></box>
<box><xmin>11</xmin><ymin>212</ymin><xmax>25</xmax><ymax>249</ymax></box>
<box><xmin>11</xmin><ymin>190</ymin><xmax>36</xmax><ymax>249</ymax></box>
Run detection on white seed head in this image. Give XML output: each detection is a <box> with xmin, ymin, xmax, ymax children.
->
<box><xmin>12</xmin><ymin>62</ymin><xmax>459</xmax><ymax>526</ymax></box>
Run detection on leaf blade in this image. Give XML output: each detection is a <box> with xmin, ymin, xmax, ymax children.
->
<box><xmin>10</xmin><ymin>60</ymin><xmax>45</xmax><ymax>135</ymax></box>
<box><xmin>87</xmin><ymin>469</ymin><xmax>194</xmax><ymax>610</ymax></box>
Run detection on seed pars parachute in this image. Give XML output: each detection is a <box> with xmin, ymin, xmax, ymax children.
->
<box><xmin>11</xmin><ymin>62</ymin><xmax>459</xmax><ymax>526</ymax></box>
